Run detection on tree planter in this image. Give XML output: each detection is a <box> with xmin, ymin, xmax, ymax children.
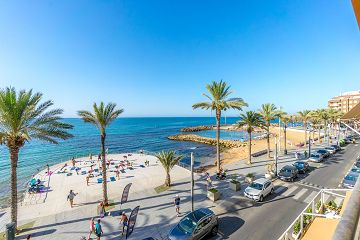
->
<box><xmin>207</xmin><ymin>189</ymin><xmax>220</xmax><ymax>202</ymax></box>
<box><xmin>265</xmin><ymin>172</ymin><xmax>275</xmax><ymax>179</ymax></box>
<box><xmin>229</xmin><ymin>181</ymin><xmax>241</xmax><ymax>191</ymax></box>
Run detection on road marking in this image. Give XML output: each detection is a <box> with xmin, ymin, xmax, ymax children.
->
<box><xmin>293</xmin><ymin>188</ymin><xmax>308</xmax><ymax>201</ymax></box>
<box><xmin>283</xmin><ymin>186</ymin><xmax>298</xmax><ymax>196</ymax></box>
<box><xmin>304</xmin><ymin>191</ymin><xmax>318</xmax><ymax>203</ymax></box>
<box><xmin>274</xmin><ymin>186</ymin><xmax>287</xmax><ymax>194</ymax></box>
<box><xmin>296</xmin><ymin>182</ymin><xmax>323</xmax><ymax>190</ymax></box>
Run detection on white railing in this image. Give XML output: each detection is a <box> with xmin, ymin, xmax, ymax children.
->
<box><xmin>277</xmin><ymin>189</ymin><xmax>351</xmax><ymax>240</ymax></box>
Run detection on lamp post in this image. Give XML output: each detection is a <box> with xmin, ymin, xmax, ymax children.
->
<box><xmin>190</xmin><ymin>152</ymin><xmax>194</xmax><ymax>212</ymax></box>
<box><xmin>274</xmin><ymin>137</ymin><xmax>278</xmax><ymax>177</ymax></box>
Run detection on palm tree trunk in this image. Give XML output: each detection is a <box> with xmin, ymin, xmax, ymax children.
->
<box><xmin>216</xmin><ymin>109</ymin><xmax>221</xmax><ymax>173</ymax></box>
<box><xmin>266</xmin><ymin>122</ymin><xmax>270</xmax><ymax>158</ymax></box>
<box><xmin>284</xmin><ymin>127</ymin><xmax>287</xmax><ymax>154</ymax></box>
<box><xmin>165</xmin><ymin>172</ymin><xmax>171</xmax><ymax>186</ymax></box>
<box><xmin>248</xmin><ymin>132</ymin><xmax>252</xmax><ymax>164</ymax></box>
<box><xmin>304</xmin><ymin>121</ymin><xmax>307</xmax><ymax>146</ymax></box>
<box><xmin>10</xmin><ymin>146</ymin><xmax>19</xmax><ymax>229</ymax></box>
<box><xmin>318</xmin><ymin>127</ymin><xmax>321</xmax><ymax>143</ymax></box>
<box><xmin>101</xmin><ymin>134</ymin><xmax>108</xmax><ymax>205</ymax></box>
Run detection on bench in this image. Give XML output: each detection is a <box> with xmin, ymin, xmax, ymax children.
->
<box><xmin>251</xmin><ymin>149</ymin><xmax>268</xmax><ymax>157</ymax></box>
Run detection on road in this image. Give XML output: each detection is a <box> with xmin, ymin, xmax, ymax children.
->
<box><xmin>213</xmin><ymin>143</ymin><xmax>360</xmax><ymax>240</ymax></box>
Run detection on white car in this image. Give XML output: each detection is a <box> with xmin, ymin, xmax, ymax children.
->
<box><xmin>244</xmin><ymin>178</ymin><xmax>274</xmax><ymax>202</ymax></box>
<box><xmin>308</xmin><ymin>154</ymin><xmax>324</xmax><ymax>162</ymax></box>
<box><xmin>324</xmin><ymin>147</ymin><xmax>336</xmax><ymax>154</ymax></box>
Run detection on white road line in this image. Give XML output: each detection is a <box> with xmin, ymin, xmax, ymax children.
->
<box><xmin>274</xmin><ymin>186</ymin><xmax>287</xmax><ymax>194</ymax></box>
<box><xmin>304</xmin><ymin>191</ymin><xmax>318</xmax><ymax>203</ymax></box>
<box><xmin>283</xmin><ymin>186</ymin><xmax>298</xmax><ymax>196</ymax></box>
<box><xmin>293</xmin><ymin>188</ymin><xmax>308</xmax><ymax>201</ymax></box>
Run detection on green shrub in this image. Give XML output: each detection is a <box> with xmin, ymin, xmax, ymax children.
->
<box><xmin>293</xmin><ymin>220</ymin><xmax>300</xmax><ymax>234</ymax></box>
<box><xmin>316</xmin><ymin>200</ymin><xmax>321</xmax><ymax>210</ymax></box>
<box><xmin>246</xmin><ymin>173</ymin><xmax>255</xmax><ymax>178</ymax></box>
<box><xmin>208</xmin><ymin>188</ymin><xmax>218</xmax><ymax>193</ymax></box>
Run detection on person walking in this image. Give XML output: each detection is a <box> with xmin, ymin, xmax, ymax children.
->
<box><xmin>205</xmin><ymin>172</ymin><xmax>212</xmax><ymax>190</ymax></box>
<box><xmin>174</xmin><ymin>195</ymin><xmax>181</xmax><ymax>217</ymax></box>
<box><xmin>98</xmin><ymin>201</ymin><xmax>106</xmax><ymax>218</ymax></box>
<box><xmin>87</xmin><ymin>217</ymin><xmax>95</xmax><ymax>240</ymax></box>
<box><xmin>120</xmin><ymin>212</ymin><xmax>129</xmax><ymax>235</ymax></box>
<box><xmin>72</xmin><ymin>157</ymin><xmax>76</xmax><ymax>168</ymax></box>
<box><xmin>67</xmin><ymin>190</ymin><xmax>78</xmax><ymax>208</ymax></box>
<box><xmin>95</xmin><ymin>219</ymin><xmax>103</xmax><ymax>240</ymax></box>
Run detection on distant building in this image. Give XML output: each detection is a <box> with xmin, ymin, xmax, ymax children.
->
<box><xmin>328</xmin><ymin>90</ymin><xmax>360</xmax><ymax>113</ymax></box>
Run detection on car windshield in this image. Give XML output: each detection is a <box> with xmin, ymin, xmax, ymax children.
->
<box><xmin>344</xmin><ymin>175</ymin><xmax>358</xmax><ymax>181</ymax></box>
<box><xmin>281</xmin><ymin>168</ymin><xmax>292</xmax><ymax>173</ymax></box>
<box><xmin>311</xmin><ymin>154</ymin><xmax>319</xmax><ymax>158</ymax></box>
<box><xmin>351</xmin><ymin>168</ymin><xmax>360</xmax><ymax>173</ymax></box>
<box><xmin>178</xmin><ymin>210</ymin><xmax>206</xmax><ymax>234</ymax></box>
<box><xmin>317</xmin><ymin>150</ymin><xmax>326</xmax><ymax>153</ymax></box>
<box><xmin>294</xmin><ymin>162</ymin><xmax>304</xmax><ymax>167</ymax></box>
<box><xmin>250</xmin><ymin>182</ymin><xmax>263</xmax><ymax>190</ymax></box>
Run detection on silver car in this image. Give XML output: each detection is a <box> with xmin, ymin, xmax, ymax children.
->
<box><xmin>168</xmin><ymin>208</ymin><xmax>218</xmax><ymax>240</ymax></box>
<box><xmin>244</xmin><ymin>178</ymin><xmax>274</xmax><ymax>202</ymax></box>
<box><xmin>309</xmin><ymin>154</ymin><xmax>323</xmax><ymax>162</ymax></box>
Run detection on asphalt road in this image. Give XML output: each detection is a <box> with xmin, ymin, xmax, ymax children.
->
<box><xmin>212</xmin><ymin>143</ymin><xmax>360</xmax><ymax>240</ymax></box>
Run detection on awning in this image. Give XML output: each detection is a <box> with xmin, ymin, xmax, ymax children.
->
<box><xmin>341</xmin><ymin>102</ymin><xmax>360</xmax><ymax>120</ymax></box>
<box><xmin>354</xmin><ymin>0</ymin><xmax>360</xmax><ymax>29</ymax></box>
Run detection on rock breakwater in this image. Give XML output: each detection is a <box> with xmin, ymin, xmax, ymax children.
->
<box><xmin>181</xmin><ymin>125</ymin><xmax>213</xmax><ymax>132</ymax></box>
<box><xmin>168</xmin><ymin>134</ymin><xmax>247</xmax><ymax>148</ymax></box>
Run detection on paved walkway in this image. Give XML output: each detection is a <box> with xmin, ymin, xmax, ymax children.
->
<box><xmin>0</xmin><ymin>144</ymin><xmax>329</xmax><ymax>239</ymax></box>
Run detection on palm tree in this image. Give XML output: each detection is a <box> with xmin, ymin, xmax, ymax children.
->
<box><xmin>236</xmin><ymin>111</ymin><xmax>263</xmax><ymax>164</ymax></box>
<box><xmin>258</xmin><ymin>103</ymin><xmax>280</xmax><ymax>158</ymax></box>
<box><xmin>327</xmin><ymin>109</ymin><xmax>343</xmax><ymax>139</ymax></box>
<box><xmin>298</xmin><ymin>110</ymin><xmax>312</xmax><ymax>146</ymax></box>
<box><xmin>310</xmin><ymin>110</ymin><xmax>323</xmax><ymax>143</ymax></box>
<box><xmin>155</xmin><ymin>150</ymin><xmax>183</xmax><ymax>186</ymax></box>
<box><xmin>318</xmin><ymin>109</ymin><xmax>331</xmax><ymax>144</ymax></box>
<box><xmin>78</xmin><ymin>102</ymin><xmax>123</xmax><ymax>205</ymax></box>
<box><xmin>192</xmin><ymin>80</ymin><xmax>247</xmax><ymax>172</ymax></box>
<box><xmin>280</xmin><ymin>114</ymin><xmax>291</xmax><ymax>155</ymax></box>
<box><xmin>0</xmin><ymin>87</ymin><xmax>73</xmax><ymax>229</ymax></box>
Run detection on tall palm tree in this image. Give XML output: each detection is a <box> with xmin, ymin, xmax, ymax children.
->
<box><xmin>327</xmin><ymin>108</ymin><xmax>343</xmax><ymax>139</ymax></box>
<box><xmin>280</xmin><ymin>114</ymin><xmax>291</xmax><ymax>155</ymax></box>
<box><xmin>236</xmin><ymin>111</ymin><xmax>263</xmax><ymax>164</ymax></box>
<box><xmin>298</xmin><ymin>110</ymin><xmax>312</xmax><ymax>146</ymax></box>
<box><xmin>78</xmin><ymin>102</ymin><xmax>123</xmax><ymax>205</ymax></box>
<box><xmin>0</xmin><ymin>87</ymin><xmax>73</xmax><ymax>228</ymax></box>
<box><xmin>155</xmin><ymin>150</ymin><xmax>183</xmax><ymax>186</ymax></box>
<box><xmin>318</xmin><ymin>109</ymin><xmax>331</xmax><ymax>144</ymax></box>
<box><xmin>258</xmin><ymin>103</ymin><xmax>280</xmax><ymax>158</ymax></box>
<box><xmin>310</xmin><ymin>110</ymin><xmax>323</xmax><ymax>143</ymax></box>
<box><xmin>192</xmin><ymin>80</ymin><xmax>247</xmax><ymax>172</ymax></box>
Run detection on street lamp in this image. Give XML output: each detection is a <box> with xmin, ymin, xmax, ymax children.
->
<box><xmin>274</xmin><ymin>137</ymin><xmax>278</xmax><ymax>177</ymax></box>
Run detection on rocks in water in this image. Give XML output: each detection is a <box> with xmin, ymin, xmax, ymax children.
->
<box><xmin>168</xmin><ymin>134</ymin><xmax>247</xmax><ymax>148</ymax></box>
<box><xmin>181</xmin><ymin>125</ymin><xmax>213</xmax><ymax>132</ymax></box>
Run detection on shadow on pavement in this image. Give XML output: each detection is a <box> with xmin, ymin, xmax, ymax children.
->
<box><xmin>215</xmin><ymin>216</ymin><xmax>245</xmax><ymax>239</ymax></box>
<box><xmin>17</xmin><ymin>229</ymin><xmax>57</xmax><ymax>239</ymax></box>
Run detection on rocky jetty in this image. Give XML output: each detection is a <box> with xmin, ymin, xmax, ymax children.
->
<box><xmin>181</xmin><ymin>125</ymin><xmax>213</xmax><ymax>132</ymax></box>
<box><xmin>168</xmin><ymin>134</ymin><xmax>247</xmax><ymax>148</ymax></box>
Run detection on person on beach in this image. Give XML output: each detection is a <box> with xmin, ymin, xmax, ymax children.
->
<box><xmin>95</xmin><ymin>219</ymin><xmax>103</xmax><ymax>239</ymax></box>
<box><xmin>89</xmin><ymin>153</ymin><xmax>93</xmax><ymax>160</ymax></box>
<box><xmin>86</xmin><ymin>175</ymin><xmax>90</xmax><ymax>186</ymax></box>
<box><xmin>174</xmin><ymin>195</ymin><xmax>181</xmax><ymax>217</ymax></box>
<box><xmin>88</xmin><ymin>217</ymin><xmax>95</xmax><ymax>240</ymax></box>
<box><xmin>72</xmin><ymin>157</ymin><xmax>76</xmax><ymax>167</ymax></box>
<box><xmin>67</xmin><ymin>190</ymin><xmax>78</xmax><ymax>208</ymax></box>
<box><xmin>120</xmin><ymin>212</ymin><xmax>129</xmax><ymax>235</ymax></box>
<box><xmin>98</xmin><ymin>154</ymin><xmax>101</xmax><ymax>162</ymax></box>
<box><xmin>115</xmin><ymin>167</ymin><xmax>120</xmax><ymax>180</ymax></box>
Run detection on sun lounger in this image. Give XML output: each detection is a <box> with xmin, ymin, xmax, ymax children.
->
<box><xmin>139</xmin><ymin>165</ymin><xmax>145</xmax><ymax>168</ymax></box>
<box><xmin>66</xmin><ymin>173</ymin><xmax>72</xmax><ymax>176</ymax></box>
<box><xmin>110</xmin><ymin>176</ymin><xmax>116</xmax><ymax>182</ymax></box>
<box><xmin>97</xmin><ymin>178</ymin><xmax>103</xmax><ymax>183</ymax></box>
<box><xmin>81</xmin><ymin>171</ymin><xmax>87</xmax><ymax>175</ymax></box>
<box><xmin>94</xmin><ymin>169</ymin><xmax>99</xmax><ymax>172</ymax></box>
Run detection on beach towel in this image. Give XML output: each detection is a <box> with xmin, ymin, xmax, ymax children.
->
<box><xmin>110</xmin><ymin>176</ymin><xmax>116</xmax><ymax>182</ymax></box>
<box><xmin>81</xmin><ymin>171</ymin><xmax>87</xmax><ymax>175</ymax></box>
<box><xmin>97</xmin><ymin>178</ymin><xmax>103</xmax><ymax>183</ymax></box>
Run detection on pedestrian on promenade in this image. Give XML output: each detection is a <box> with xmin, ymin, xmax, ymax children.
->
<box><xmin>205</xmin><ymin>172</ymin><xmax>212</xmax><ymax>189</ymax></box>
<box><xmin>98</xmin><ymin>201</ymin><xmax>106</xmax><ymax>218</ymax></box>
<box><xmin>304</xmin><ymin>150</ymin><xmax>308</xmax><ymax>159</ymax></box>
<box><xmin>67</xmin><ymin>190</ymin><xmax>78</xmax><ymax>208</ymax></box>
<box><xmin>95</xmin><ymin>219</ymin><xmax>103</xmax><ymax>240</ymax></box>
<box><xmin>88</xmin><ymin>217</ymin><xmax>95</xmax><ymax>240</ymax></box>
<box><xmin>120</xmin><ymin>212</ymin><xmax>129</xmax><ymax>235</ymax></box>
<box><xmin>174</xmin><ymin>195</ymin><xmax>181</xmax><ymax>217</ymax></box>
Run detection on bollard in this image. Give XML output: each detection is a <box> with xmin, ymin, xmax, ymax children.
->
<box><xmin>5</xmin><ymin>222</ymin><xmax>15</xmax><ymax>240</ymax></box>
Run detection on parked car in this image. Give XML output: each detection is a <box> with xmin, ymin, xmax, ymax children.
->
<box><xmin>169</xmin><ymin>208</ymin><xmax>218</xmax><ymax>240</ymax></box>
<box><xmin>354</xmin><ymin>161</ymin><xmax>360</xmax><ymax>169</ymax></box>
<box><xmin>278</xmin><ymin>165</ymin><xmax>298</xmax><ymax>181</ymax></box>
<box><xmin>317</xmin><ymin>149</ymin><xmax>330</xmax><ymax>158</ymax></box>
<box><xmin>244</xmin><ymin>178</ymin><xmax>274</xmax><ymax>202</ymax></box>
<box><xmin>350</xmin><ymin>168</ymin><xmax>360</xmax><ymax>175</ymax></box>
<box><xmin>308</xmin><ymin>154</ymin><xmax>324</xmax><ymax>162</ymax></box>
<box><xmin>293</xmin><ymin>161</ymin><xmax>309</xmax><ymax>174</ymax></box>
<box><xmin>342</xmin><ymin>173</ymin><xmax>358</xmax><ymax>189</ymax></box>
<box><xmin>324</xmin><ymin>146</ymin><xmax>336</xmax><ymax>154</ymax></box>
<box><xmin>331</xmin><ymin>144</ymin><xmax>341</xmax><ymax>151</ymax></box>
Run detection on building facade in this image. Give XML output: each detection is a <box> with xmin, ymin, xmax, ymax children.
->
<box><xmin>328</xmin><ymin>90</ymin><xmax>360</xmax><ymax>113</ymax></box>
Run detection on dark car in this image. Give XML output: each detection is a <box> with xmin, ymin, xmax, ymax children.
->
<box><xmin>354</xmin><ymin>161</ymin><xmax>360</xmax><ymax>169</ymax></box>
<box><xmin>316</xmin><ymin>149</ymin><xmax>330</xmax><ymax>158</ymax></box>
<box><xmin>342</xmin><ymin>173</ymin><xmax>358</xmax><ymax>189</ymax></box>
<box><xmin>278</xmin><ymin>165</ymin><xmax>298</xmax><ymax>181</ymax></box>
<box><xmin>169</xmin><ymin>208</ymin><xmax>218</xmax><ymax>240</ymax></box>
<box><xmin>330</xmin><ymin>145</ymin><xmax>341</xmax><ymax>151</ymax></box>
<box><xmin>293</xmin><ymin>161</ymin><xmax>309</xmax><ymax>174</ymax></box>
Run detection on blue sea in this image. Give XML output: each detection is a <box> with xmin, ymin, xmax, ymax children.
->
<box><xmin>0</xmin><ymin>117</ymin><xmax>244</xmax><ymax>205</ymax></box>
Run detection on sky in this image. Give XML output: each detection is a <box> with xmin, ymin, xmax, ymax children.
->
<box><xmin>0</xmin><ymin>0</ymin><xmax>359</xmax><ymax>117</ymax></box>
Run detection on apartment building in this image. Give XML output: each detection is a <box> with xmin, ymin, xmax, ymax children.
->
<box><xmin>328</xmin><ymin>90</ymin><xmax>360</xmax><ymax>113</ymax></box>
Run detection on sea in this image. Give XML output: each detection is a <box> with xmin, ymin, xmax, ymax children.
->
<box><xmin>0</xmin><ymin>117</ymin><xmax>250</xmax><ymax>206</ymax></box>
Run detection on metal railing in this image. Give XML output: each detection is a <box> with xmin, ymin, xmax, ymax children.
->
<box><xmin>278</xmin><ymin>188</ymin><xmax>351</xmax><ymax>240</ymax></box>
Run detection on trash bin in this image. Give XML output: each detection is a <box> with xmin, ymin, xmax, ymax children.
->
<box><xmin>6</xmin><ymin>222</ymin><xmax>15</xmax><ymax>240</ymax></box>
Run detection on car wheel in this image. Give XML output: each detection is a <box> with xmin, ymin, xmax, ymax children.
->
<box><xmin>211</xmin><ymin>226</ymin><xmax>218</xmax><ymax>236</ymax></box>
<box><xmin>259</xmin><ymin>195</ymin><xmax>264</xmax><ymax>202</ymax></box>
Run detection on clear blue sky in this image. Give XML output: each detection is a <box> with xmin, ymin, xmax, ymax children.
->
<box><xmin>0</xmin><ymin>0</ymin><xmax>359</xmax><ymax>117</ymax></box>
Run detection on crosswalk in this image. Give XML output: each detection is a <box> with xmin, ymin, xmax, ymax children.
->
<box><xmin>273</xmin><ymin>181</ymin><xmax>343</xmax><ymax>205</ymax></box>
